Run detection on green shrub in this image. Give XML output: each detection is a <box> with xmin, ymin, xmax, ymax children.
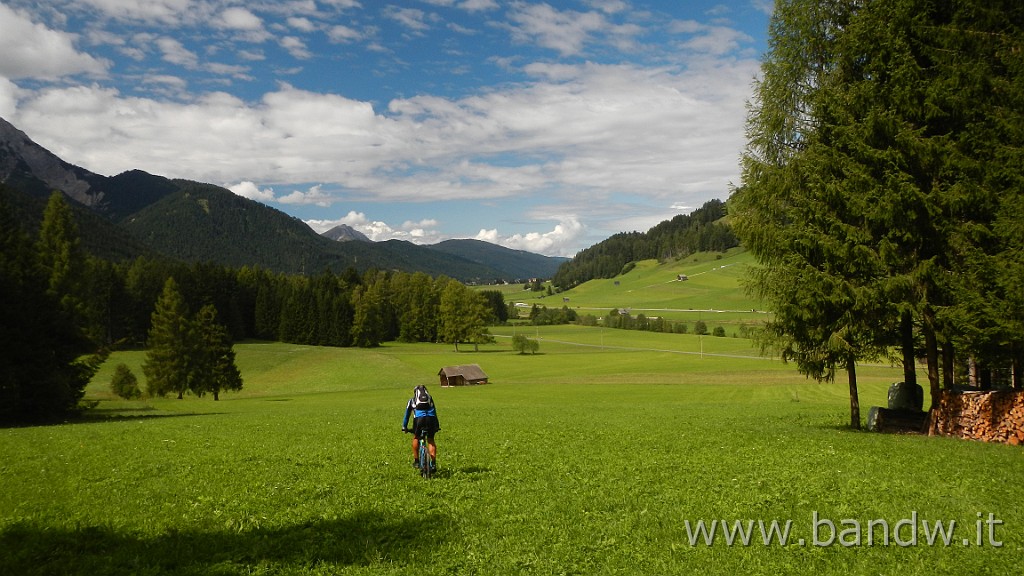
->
<box><xmin>110</xmin><ymin>363</ymin><xmax>141</xmax><ymax>399</ymax></box>
<box><xmin>694</xmin><ymin>320</ymin><xmax>708</xmax><ymax>335</ymax></box>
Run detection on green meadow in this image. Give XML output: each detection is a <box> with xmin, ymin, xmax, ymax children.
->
<box><xmin>2</xmin><ymin>328</ymin><xmax>1022</xmax><ymax>575</ymax></box>
<box><xmin>3</xmin><ymin>253</ymin><xmax>1023</xmax><ymax>574</ymax></box>
<box><xmin>499</xmin><ymin>249</ymin><xmax>767</xmax><ymax>330</ymax></box>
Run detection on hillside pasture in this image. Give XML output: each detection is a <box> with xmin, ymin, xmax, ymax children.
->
<box><xmin>502</xmin><ymin>249</ymin><xmax>767</xmax><ymax>330</ymax></box>
<box><xmin>3</xmin><ymin>333</ymin><xmax>1021</xmax><ymax>575</ymax></box>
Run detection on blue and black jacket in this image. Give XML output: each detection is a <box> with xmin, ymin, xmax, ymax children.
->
<box><xmin>402</xmin><ymin>388</ymin><xmax>438</xmax><ymax>430</ymax></box>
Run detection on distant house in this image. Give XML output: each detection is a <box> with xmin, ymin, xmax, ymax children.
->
<box><xmin>438</xmin><ymin>364</ymin><xmax>489</xmax><ymax>387</ymax></box>
<box><xmin>677</xmin><ymin>274</ymin><xmax>689</xmax><ymax>281</ymax></box>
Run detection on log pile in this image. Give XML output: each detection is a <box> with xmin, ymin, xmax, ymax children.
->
<box><xmin>929</xmin><ymin>390</ymin><xmax>1024</xmax><ymax>445</ymax></box>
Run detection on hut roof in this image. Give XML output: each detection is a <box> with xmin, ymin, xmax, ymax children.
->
<box><xmin>438</xmin><ymin>364</ymin><xmax>488</xmax><ymax>381</ymax></box>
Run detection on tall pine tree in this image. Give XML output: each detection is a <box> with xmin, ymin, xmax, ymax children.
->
<box><xmin>143</xmin><ymin>277</ymin><xmax>194</xmax><ymax>399</ymax></box>
<box><xmin>191</xmin><ymin>304</ymin><xmax>243</xmax><ymax>400</ymax></box>
<box><xmin>0</xmin><ymin>188</ymin><xmax>97</xmax><ymax>423</ymax></box>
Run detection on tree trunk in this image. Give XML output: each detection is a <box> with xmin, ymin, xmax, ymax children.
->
<box><xmin>923</xmin><ymin>308</ymin><xmax>941</xmax><ymax>410</ymax></box>
<box><xmin>900</xmin><ymin>311</ymin><xmax>916</xmax><ymax>386</ymax></box>
<box><xmin>214</xmin><ymin>391</ymin><xmax>219</xmax><ymax>401</ymax></box>
<box><xmin>942</xmin><ymin>341</ymin><xmax>955</xmax><ymax>389</ymax></box>
<box><xmin>1012</xmin><ymin>343</ymin><xmax>1022</xmax><ymax>390</ymax></box>
<box><xmin>847</xmin><ymin>356</ymin><xmax>860</xmax><ymax>430</ymax></box>
<box><xmin>979</xmin><ymin>363</ymin><xmax>992</xmax><ymax>390</ymax></box>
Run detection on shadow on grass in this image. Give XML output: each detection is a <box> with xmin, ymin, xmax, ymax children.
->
<box><xmin>74</xmin><ymin>409</ymin><xmax>227</xmax><ymax>425</ymax></box>
<box><xmin>1</xmin><ymin>410</ymin><xmax>225</xmax><ymax>430</ymax></box>
<box><xmin>425</xmin><ymin>465</ymin><xmax>491</xmax><ymax>481</ymax></box>
<box><xmin>0</xmin><ymin>510</ymin><xmax>453</xmax><ymax>575</ymax></box>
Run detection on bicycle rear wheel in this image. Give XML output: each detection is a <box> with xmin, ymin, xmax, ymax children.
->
<box><xmin>419</xmin><ymin>442</ymin><xmax>431</xmax><ymax>479</ymax></box>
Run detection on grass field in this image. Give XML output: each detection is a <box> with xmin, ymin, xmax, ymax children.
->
<box><xmin>497</xmin><ymin>249</ymin><xmax>768</xmax><ymax>330</ymax></box>
<box><xmin>2</xmin><ymin>329</ymin><xmax>1022</xmax><ymax>575</ymax></box>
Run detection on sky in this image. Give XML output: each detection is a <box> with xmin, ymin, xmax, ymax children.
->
<box><xmin>0</xmin><ymin>0</ymin><xmax>772</xmax><ymax>257</ymax></box>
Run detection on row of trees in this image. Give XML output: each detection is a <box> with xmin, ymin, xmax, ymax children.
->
<box><xmin>732</xmin><ymin>0</ymin><xmax>1024</xmax><ymax>427</ymax></box>
<box><xmin>2</xmin><ymin>189</ymin><xmax>509</xmax><ymax>422</ymax></box>
<box><xmin>11</xmin><ymin>214</ymin><xmax>506</xmax><ymax>353</ymax></box>
<box><xmin>576</xmin><ymin>310</ymin><xmax>739</xmax><ymax>338</ymax></box>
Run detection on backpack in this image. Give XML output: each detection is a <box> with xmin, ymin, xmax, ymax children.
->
<box><xmin>413</xmin><ymin>386</ymin><xmax>433</xmax><ymax>410</ymax></box>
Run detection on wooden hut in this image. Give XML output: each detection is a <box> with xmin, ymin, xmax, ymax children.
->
<box><xmin>438</xmin><ymin>364</ymin><xmax>488</xmax><ymax>387</ymax></box>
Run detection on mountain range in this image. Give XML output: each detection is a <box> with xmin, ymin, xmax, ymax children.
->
<box><xmin>0</xmin><ymin>116</ymin><xmax>567</xmax><ymax>282</ymax></box>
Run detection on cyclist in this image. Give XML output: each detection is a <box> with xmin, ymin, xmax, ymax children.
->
<box><xmin>402</xmin><ymin>385</ymin><xmax>440</xmax><ymax>471</ymax></box>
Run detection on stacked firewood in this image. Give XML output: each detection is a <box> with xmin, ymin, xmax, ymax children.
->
<box><xmin>929</xmin><ymin>390</ymin><xmax>1024</xmax><ymax>445</ymax></box>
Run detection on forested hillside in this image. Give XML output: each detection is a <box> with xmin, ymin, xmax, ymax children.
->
<box><xmin>551</xmin><ymin>199</ymin><xmax>737</xmax><ymax>289</ymax></box>
<box><xmin>0</xmin><ymin>117</ymin><xmax>569</xmax><ymax>282</ymax></box>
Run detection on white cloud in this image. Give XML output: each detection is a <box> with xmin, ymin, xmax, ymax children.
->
<box><xmin>305</xmin><ymin>212</ymin><xmax>446</xmax><ymax>244</ymax></box>
<box><xmin>217</xmin><ymin>7</ymin><xmax>263</xmax><ymax>31</ymax></box>
<box><xmin>505</xmin><ymin>2</ymin><xmax>640</xmax><ymax>57</ymax></box>
<box><xmin>280</xmin><ymin>36</ymin><xmax>312</xmax><ymax>59</ymax></box>
<box><xmin>752</xmin><ymin>0</ymin><xmax>775</xmax><ymax>16</ymax></box>
<box><xmin>670</xmin><ymin>20</ymin><xmax>754</xmax><ymax>55</ymax></box>
<box><xmin>583</xmin><ymin>0</ymin><xmax>629</xmax><ymax>14</ymax></box>
<box><xmin>474</xmin><ymin>228</ymin><xmax>499</xmax><ymax>243</ymax></box>
<box><xmin>287</xmin><ymin>17</ymin><xmax>318</xmax><ymax>33</ymax></box>
<box><xmin>0</xmin><ymin>3</ymin><xmax>109</xmax><ymax>80</ymax></box>
<box><xmin>156</xmin><ymin>36</ymin><xmax>199</xmax><ymax>67</ymax></box>
<box><xmin>228</xmin><ymin>181</ymin><xmax>276</xmax><ymax>202</ymax></box>
<box><xmin>459</xmin><ymin>0</ymin><xmax>499</xmax><ymax>12</ymax></box>
<box><xmin>279</xmin><ymin>184</ymin><xmax>333</xmax><ymax>206</ymax></box>
<box><xmin>506</xmin><ymin>3</ymin><xmax>607</xmax><ymax>57</ymax></box>
<box><xmin>478</xmin><ymin>217</ymin><xmax>585</xmax><ymax>257</ymax></box>
<box><xmin>403</xmin><ymin>218</ymin><xmax>439</xmax><ymax>230</ymax></box>
<box><xmin>79</xmin><ymin>0</ymin><xmax>196</xmax><ymax>25</ymax></box>
<box><xmin>386</xmin><ymin>7</ymin><xmax>430</xmax><ymax>33</ymax></box>
<box><xmin>0</xmin><ymin>77</ymin><xmax>21</xmax><ymax>119</ymax></box>
<box><xmin>321</xmin><ymin>0</ymin><xmax>362</xmax><ymax>9</ymax></box>
<box><xmin>327</xmin><ymin>24</ymin><xmax>363</xmax><ymax>43</ymax></box>
<box><xmin>8</xmin><ymin>53</ymin><xmax>755</xmax><ymax>223</ymax></box>
<box><xmin>304</xmin><ymin>211</ymin><xmax>367</xmax><ymax>233</ymax></box>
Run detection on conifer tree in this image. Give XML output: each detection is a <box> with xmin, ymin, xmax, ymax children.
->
<box><xmin>36</xmin><ymin>192</ymin><xmax>86</xmax><ymax>321</ymax></box>
<box><xmin>191</xmin><ymin>304</ymin><xmax>243</xmax><ymax>400</ymax></box>
<box><xmin>734</xmin><ymin>0</ymin><xmax>1024</xmax><ymax>420</ymax></box>
<box><xmin>0</xmin><ymin>188</ymin><xmax>97</xmax><ymax>423</ymax></box>
<box><xmin>143</xmin><ymin>277</ymin><xmax>194</xmax><ymax>398</ymax></box>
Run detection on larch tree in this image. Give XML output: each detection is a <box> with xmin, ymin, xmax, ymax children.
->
<box><xmin>437</xmin><ymin>280</ymin><xmax>492</xmax><ymax>352</ymax></box>
<box><xmin>732</xmin><ymin>0</ymin><xmax>883</xmax><ymax>428</ymax></box>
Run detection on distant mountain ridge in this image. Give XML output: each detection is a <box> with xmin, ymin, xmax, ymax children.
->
<box><xmin>322</xmin><ymin>224</ymin><xmax>370</xmax><ymax>242</ymax></box>
<box><xmin>0</xmin><ymin>116</ymin><xmax>566</xmax><ymax>282</ymax></box>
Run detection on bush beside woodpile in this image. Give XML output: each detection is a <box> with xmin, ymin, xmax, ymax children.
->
<box><xmin>929</xmin><ymin>390</ymin><xmax>1024</xmax><ymax>445</ymax></box>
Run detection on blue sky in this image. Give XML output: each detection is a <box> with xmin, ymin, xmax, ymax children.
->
<box><xmin>0</xmin><ymin>0</ymin><xmax>772</xmax><ymax>256</ymax></box>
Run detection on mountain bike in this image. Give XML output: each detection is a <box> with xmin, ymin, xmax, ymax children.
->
<box><xmin>404</xmin><ymin>427</ymin><xmax>436</xmax><ymax>479</ymax></box>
